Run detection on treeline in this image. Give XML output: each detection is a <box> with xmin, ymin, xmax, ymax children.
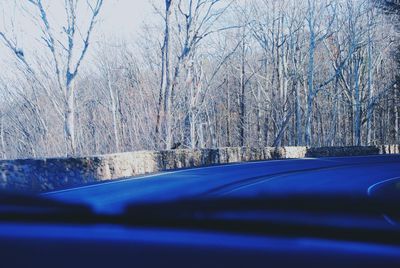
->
<box><xmin>0</xmin><ymin>0</ymin><xmax>399</xmax><ymax>159</ymax></box>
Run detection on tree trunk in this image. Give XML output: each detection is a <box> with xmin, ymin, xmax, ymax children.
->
<box><xmin>395</xmin><ymin>87</ymin><xmax>399</xmax><ymax>143</ymax></box>
<box><xmin>366</xmin><ymin>20</ymin><xmax>374</xmax><ymax>145</ymax></box>
<box><xmin>354</xmin><ymin>59</ymin><xmax>362</xmax><ymax>146</ymax></box>
<box><xmin>305</xmin><ymin>94</ymin><xmax>314</xmax><ymax>146</ymax></box>
<box><xmin>0</xmin><ymin>115</ymin><xmax>5</xmax><ymax>159</ymax></box>
<box><xmin>305</xmin><ymin>14</ymin><xmax>315</xmax><ymax>146</ymax></box>
<box><xmin>107</xmin><ymin>71</ymin><xmax>120</xmax><ymax>152</ymax></box>
<box><xmin>239</xmin><ymin>39</ymin><xmax>246</xmax><ymax>147</ymax></box>
<box><xmin>294</xmin><ymin>80</ymin><xmax>302</xmax><ymax>146</ymax></box>
<box><xmin>227</xmin><ymin>79</ymin><xmax>232</xmax><ymax>147</ymax></box>
<box><xmin>156</xmin><ymin>0</ymin><xmax>173</xmax><ymax>149</ymax></box>
<box><xmin>64</xmin><ymin>86</ymin><xmax>76</xmax><ymax>156</ymax></box>
<box><xmin>189</xmin><ymin>109</ymin><xmax>196</xmax><ymax>149</ymax></box>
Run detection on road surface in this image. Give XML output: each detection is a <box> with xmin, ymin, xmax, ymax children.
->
<box><xmin>46</xmin><ymin>155</ymin><xmax>400</xmax><ymax>214</ymax></box>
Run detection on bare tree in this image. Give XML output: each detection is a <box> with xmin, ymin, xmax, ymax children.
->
<box><xmin>0</xmin><ymin>0</ymin><xmax>104</xmax><ymax>156</ymax></box>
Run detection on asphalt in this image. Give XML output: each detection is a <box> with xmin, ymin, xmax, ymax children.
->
<box><xmin>45</xmin><ymin>155</ymin><xmax>400</xmax><ymax>214</ymax></box>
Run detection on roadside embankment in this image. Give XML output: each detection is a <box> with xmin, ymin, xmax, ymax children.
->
<box><xmin>0</xmin><ymin>145</ymin><xmax>398</xmax><ymax>193</ymax></box>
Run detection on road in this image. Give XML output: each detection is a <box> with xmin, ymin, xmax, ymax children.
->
<box><xmin>46</xmin><ymin>155</ymin><xmax>400</xmax><ymax>214</ymax></box>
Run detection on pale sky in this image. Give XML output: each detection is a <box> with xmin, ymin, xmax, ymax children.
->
<box><xmin>100</xmin><ymin>0</ymin><xmax>154</xmax><ymax>37</ymax></box>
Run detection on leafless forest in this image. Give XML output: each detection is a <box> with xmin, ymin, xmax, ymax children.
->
<box><xmin>0</xmin><ymin>0</ymin><xmax>399</xmax><ymax>159</ymax></box>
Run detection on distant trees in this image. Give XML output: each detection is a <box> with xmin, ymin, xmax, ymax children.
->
<box><xmin>0</xmin><ymin>0</ymin><xmax>399</xmax><ymax>159</ymax></box>
<box><xmin>155</xmin><ymin>0</ymin><xmax>236</xmax><ymax>149</ymax></box>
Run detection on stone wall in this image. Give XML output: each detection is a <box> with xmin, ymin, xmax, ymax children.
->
<box><xmin>0</xmin><ymin>145</ymin><xmax>398</xmax><ymax>193</ymax></box>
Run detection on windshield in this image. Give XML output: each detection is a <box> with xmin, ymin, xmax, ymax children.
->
<box><xmin>0</xmin><ymin>0</ymin><xmax>399</xmax><ymax>242</ymax></box>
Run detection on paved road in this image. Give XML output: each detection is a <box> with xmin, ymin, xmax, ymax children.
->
<box><xmin>46</xmin><ymin>155</ymin><xmax>400</xmax><ymax>214</ymax></box>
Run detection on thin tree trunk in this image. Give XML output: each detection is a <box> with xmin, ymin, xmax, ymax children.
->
<box><xmin>156</xmin><ymin>0</ymin><xmax>172</xmax><ymax>149</ymax></box>
<box><xmin>294</xmin><ymin>80</ymin><xmax>301</xmax><ymax>146</ymax></box>
<box><xmin>366</xmin><ymin>18</ymin><xmax>374</xmax><ymax>145</ymax></box>
<box><xmin>305</xmin><ymin>1</ymin><xmax>316</xmax><ymax>146</ymax></box>
<box><xmin>395</xmin><ymin>87</ymin><xmax>399</xmax><ymax>143</ymax></box>
<box><xmin>64</xmin><ymin>85</ymin><xmax>76</xmax><ymax>156</ymax></box>
<box><xmin>227</xmin><ymin>78</ymin><xmax>232</xmax><ymax>147</ymax></box>
<box><xmin>0</xmin><ymin>115</ymin><xmax>6</xmax><ymax>159</ymax></box>
<box><xmin>108</xmin><ymin>78</ymin><xmax>120</xmax><ymax>152</ymax></box>
<box><xmin>354</xmin><ymin>59</ymin><xmax>362</xmax><ymax>146</ymax></box>
<box><xmin>239</xmin><ymin>39</ymin><xmax>246</xmax><ymax>147</ymax></box>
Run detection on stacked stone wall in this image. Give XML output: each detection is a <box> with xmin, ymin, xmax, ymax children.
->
<box><xmin>0</xmin><ymin>145</ymin><xmax>398</xmax><ymax>193</ymax></box>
